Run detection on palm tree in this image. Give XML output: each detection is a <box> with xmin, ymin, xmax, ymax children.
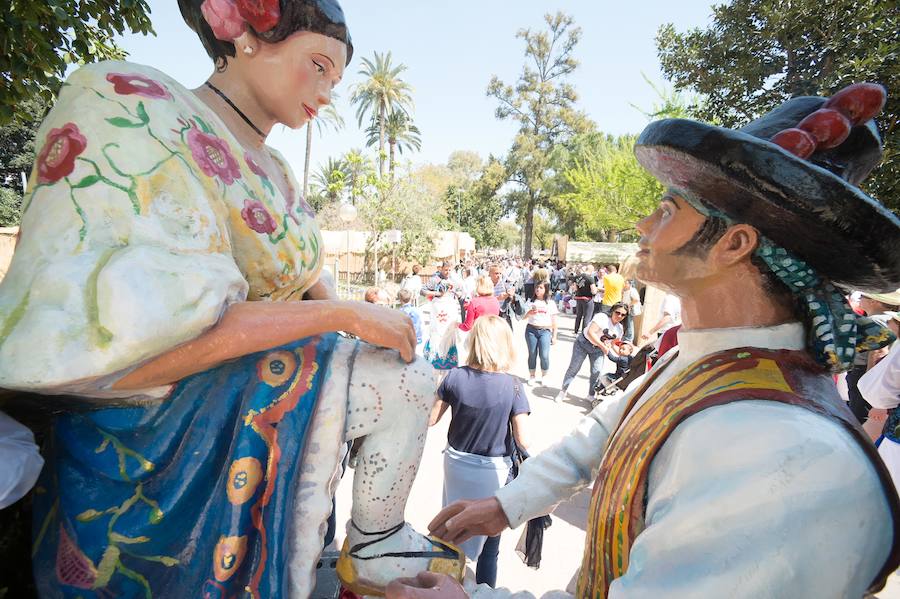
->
<box><xmin>365</xmin><ymin>111</ymin><xmax>422</xmax><ymax>178</ymax></box>
<box><xmin>350</xmin><ymin>52</ymin><xmax>414</xmax><ymax>178</ymax></box>
<box><xmin>310</xmin><ymin>157</ymin><xmax>348</xmax><ymax>206</ymax></box>
<box><xmin>303</xmin><ymin>92</ymin><xmax>345</xmax><ymax>200</ymax></box>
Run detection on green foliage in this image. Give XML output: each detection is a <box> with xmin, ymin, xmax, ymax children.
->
<box><xmin>365</xmin><ymin>111</ymin><xmax>421</xmax><ymax>176</ymax></box>
<box><xmin>553</xmin><ymin>133</ymin><xmax>664</xmax><ymax>242</ymax></box>
<box><xmin>356</xmin><ymin>169</ymin><xmax>440</xmax><ymax>268</ymax></box>
<box><xmin>350</xmin><ymin>52</ymin><xmax>414</xmax><ymax>178</ymax></box>
<box><xmin>303</xmin><ymin>91</ymin><xmax>345</xmax><ymax>199</ymax></box>
<box><xmin>1</xmin><ymin>0</ymin><xmax>154</xmax><ymax>124</ymax></box>
<box><xmin>0</xmin><ymin>187</ymin><xmax>22</xmax><ymax>227</ymax></box>
<box><xmin>656</xmin><ymin>0</ymin><xmax>900</xmax><ymax>211</ymax></box>
<box><xmin>0</xmin><ymin>96</ymin><xmax>46</xmax><ymax>226</ymax></box>
<box><xmin>488</xmin><ymin>12</ymin><xmax>589</xmax><ymax>258</ymax></box>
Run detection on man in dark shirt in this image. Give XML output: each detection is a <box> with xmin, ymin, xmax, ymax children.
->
<box><xmin>571</xmin><ymin>265</ymin><xmax>598</xmax><ymax>334</ymax></box>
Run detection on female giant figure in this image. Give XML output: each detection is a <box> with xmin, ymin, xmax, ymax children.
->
<box><xmin>0</xmin><ymin>0</ymin><xmax>460</xmax><ymax>596</ymax></box>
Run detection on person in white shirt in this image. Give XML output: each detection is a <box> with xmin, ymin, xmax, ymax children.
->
<box><xmin>640</xmin><ymin>292</ymin><xmax>681</xmax><ymax>350</ymax></box>
<box><xmin>524</xmin><ymin>281</ymin><xmax>558</xmax><ymax>386</ymax></box>
<box><xmin>554</xmin><ymin>303</ymin><xmax>632</xmax><ymax>403</ymax></box>
<box><xmin>859</xmin><ymin>312</ymin><xmax>900</xmax><ymax>491</ymax></box>
<box><xmin>387</xmin><ymin>84</ymin><xmax>900</xmax><ymax>599</ymax></box>
<box><xmin>622</xmin><ymin>279</ymin><xmax>641</xmax><ymax>342</ymax></box>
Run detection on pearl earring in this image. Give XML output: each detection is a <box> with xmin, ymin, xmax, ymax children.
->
<box><xmin>243</xmin><ymin>46</ymin><xmax>254</xmax><ymax>55</ymax></box>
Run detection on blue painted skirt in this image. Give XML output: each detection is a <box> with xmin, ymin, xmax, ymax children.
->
<box><xmin>31</xmin><ymin>334</ymin><xmax>337</xmax><ymax>598</ymax></box>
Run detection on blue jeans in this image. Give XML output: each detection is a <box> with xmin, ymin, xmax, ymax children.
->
<box><xmin>561</xmin><ymin>335</ymin><xmax>606</xmax><ymax>394</ymax></box>
<box><xmin>476</xmin><ymin>534</ymin><xmax>501</xmax><ymax>586</ymax></box>
<box><xmin>525</xmin><ymin>325</ymin><xmax>552</xmax><ymax>372</ymax></box>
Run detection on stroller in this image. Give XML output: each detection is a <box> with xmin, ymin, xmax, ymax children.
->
<box><xmin>592</xmin><ymin>343</ymin><xmax>658</xmax><ymax>406</ymax></box>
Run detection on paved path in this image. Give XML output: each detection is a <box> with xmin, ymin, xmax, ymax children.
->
<box><xmin>333</xmin><ymin>305</ymin><xmax>900</xmax><ymax>597</ymax></box>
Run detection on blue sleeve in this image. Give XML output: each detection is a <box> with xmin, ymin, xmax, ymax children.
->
<box><xmin>437</xmin><ymin>370</ymin><xmax>456</xmax><ymax>407</ymax></box>
<box><xmin>510</xmin><ymin>378</ymin><xmax>530</xmax><ymax>416</ymax></box>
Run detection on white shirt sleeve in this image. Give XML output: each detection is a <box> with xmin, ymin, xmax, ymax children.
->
<box><xmin>859</xmin><ymin>344</ymin><xmax>900</xmax><ymax>410</ymax></box>
<box><xmin>0</xmin><ymin>411</ymin><xmax>44</xmax><ymax>509</ymax></box>
<box><xmin>609</xmin><ymin>401</ymin><xmax>893</xmax><ymax>599</ymax></box>
<box><xmin>495</xmin><ymin>391</ymin><xmax>631</xmax><ymax>528</ymax></box>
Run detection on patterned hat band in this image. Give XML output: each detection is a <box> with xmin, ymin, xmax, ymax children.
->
<box><xmin>673</xmin><ymin>190</ymin><xmax>894</xmax><ymax>371</ymax></box>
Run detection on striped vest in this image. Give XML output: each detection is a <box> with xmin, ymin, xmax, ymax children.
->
<box><xmin>577</xmin><ymin>347</ymin><xmax>900</xmax><ymax>598</ymax></box>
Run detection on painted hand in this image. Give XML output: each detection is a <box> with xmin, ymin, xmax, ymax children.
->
<box><xmin>386</xmin><ymin>572</ymin><xmax>468</xmax><ymax>599</ymax></box>
<box><xmin>348</xmin><ymin>303</ymin><xmax>418</xmax><ymax>363</ymax></box>
<box><xmin>428</xmin><ymin>497</ymin><xmax>509</xmax><ymax>545</ymax></box>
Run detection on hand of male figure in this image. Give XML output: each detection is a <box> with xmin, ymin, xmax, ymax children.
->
<box><xmin>386</xmin><ymin>572</ymin><xmax>468</xmax><ymax>599</ymax></box>
<box><xmin>428</xmin><ymin>497</ymin><xmax>509</xmax><ymax>545</ymax></box>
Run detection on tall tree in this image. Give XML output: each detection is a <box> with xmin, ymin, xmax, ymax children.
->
<box><xmin>350</xmin><ymin>52</ymin><xmax>414</xmax><ymax>178</ymax></box>
<box><xmin>365</xmin><ymin>111</ymin><xmax>421</xmax><ymax>178</ymax></box>
<box><xmin>303</xmin><ymin>92</ymin><xmax>344</xmax><ymax>200</ymax></box>
<box><xmin>656</xmin><ymin>0</ymin><xmax>900</xmax><ymax>211</ymax></box>
<box><xmin>488</xmin><ymin>12</ymin><xmax>587</xmax><ymax>258</ymax></box>
<box><xmin>554</xmin><ymin>133</ymin><xmax>664</xmax><ymax>242</ymax></box>
<box><xmin>1</xmin><ymin>0</ymin><xmax>153</xmax><ymax>124</ymax></box>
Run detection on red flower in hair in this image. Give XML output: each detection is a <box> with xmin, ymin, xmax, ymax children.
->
<box><xmin>36</xmin><ymin>123</ymin><xmax>87</xmax><ymax>184</ymax></box>
<box><xmin>236</xmin><ymin>0</ymin><xmax>280</xmax><ymax>33</ymax></box>
<box><xmin>106</xmin><ymin>73</ymin><xmax>171</xmax><ymax>100</ymax></box>
<box><xmin>200</xmin><ymin>0</ymin><xmax>246</xmax><ymax>41</ymax></box>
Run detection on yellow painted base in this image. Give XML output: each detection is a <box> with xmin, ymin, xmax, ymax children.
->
<box><xmin>335</xmin><ymin>536</ymin><xmax>466</xmax><ymax>596</ymax></box>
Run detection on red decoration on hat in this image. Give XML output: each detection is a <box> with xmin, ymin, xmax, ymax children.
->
<box><xmin>770</xmin><ymin>82</ymin><xmax>887</xmax><ymax>159</ymax></box>
<box><xmin>235</xmin><ymin>0</ymin><xmax>280</xmax><ymax>33</ymax></box>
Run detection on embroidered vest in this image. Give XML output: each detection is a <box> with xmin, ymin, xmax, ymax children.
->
<box><xmin>576</xmin><ymin>347</ymin><xmax>900</xmax><ymax>598</ymax></box>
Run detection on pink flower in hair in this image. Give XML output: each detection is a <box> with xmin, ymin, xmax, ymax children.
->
<box><xmin>200</xmin><ymin>0</ymin><xmax>246</xmax><ymax>41</ymax></box>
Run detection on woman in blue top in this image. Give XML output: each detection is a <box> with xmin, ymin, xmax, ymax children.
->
<box><xmin>429</xmin><ymin>315</ymin><xmax>530</xmax><ymax>587</ymax></box>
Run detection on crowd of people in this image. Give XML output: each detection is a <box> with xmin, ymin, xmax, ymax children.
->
<box><xmin>358</xmin><ymin>255</ymin><xmax>682</xmax><ymax>582</ymax></box>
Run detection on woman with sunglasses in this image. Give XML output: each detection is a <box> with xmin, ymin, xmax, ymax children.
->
<box><xmin>555</xmin><ymin>302</ymin><xmax>633</xmax><ymax>404</ymax></box>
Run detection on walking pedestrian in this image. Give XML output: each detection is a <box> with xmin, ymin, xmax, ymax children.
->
<box><xmin>429</xmin><ymin>315</ymin><xmax>530</xmax><ymax>587</ymax></box>
<box><xmin>571</xmin><ymin>265</ymin><xmax>598</xmax><ymax>334</ymax></box>
<box><xmin>524</xmin><ymin>282</ymin><xmax>558</xmax><ymax>387</ymax></box>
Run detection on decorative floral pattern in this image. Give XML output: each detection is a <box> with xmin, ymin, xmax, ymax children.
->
<box><xmin>213</xmin><ymin>535</ymin><xmax>248</xmax><ymax>582</ymax></box>
<box><xmin>36</xmin><ymin>123</ymin><xmax>87</xmax><ymax>183</ymax></box>
<box><xmin>227</xmin><ymin>457</ymin><xmax>264</xmax><ymax>505</ymax></box>
<box><xmin>106</xmin><ymin>72</ymin><xmax>172</xmax><ymax>100</ymax></box>
<box><xmin>201</xmin><ymin>0</ymin><xmax>246</xmax><ymax>41</ymax></box>
<box><xmin>241</xmin><ymin>198</ymin><xmax>277</xmax><ymax>234</ymax></box>
<box><xmin>188</xmin><ymin>127</ymin><xmax>242</xmax><ymax>185</ymax></box>
<box><xmin>244</xmin><ymin>152</ymin><xmax>267</xmax><ymax>178</ymax></box>
<box><xmin>236</xmin><ymin>0</ymin><xmax>280</xmax><ymax>33</ymax></box>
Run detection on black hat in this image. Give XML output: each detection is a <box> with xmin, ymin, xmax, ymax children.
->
<box><xmin>634</xmin><ymin>94</ymin><xmax>900</xmax><ymax>293</ymax></box>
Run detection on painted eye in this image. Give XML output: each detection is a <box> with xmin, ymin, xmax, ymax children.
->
<box><xmin>312</xmin><ymin>60</ymin><xmax>325</xmax><ymax>74</ymax></box>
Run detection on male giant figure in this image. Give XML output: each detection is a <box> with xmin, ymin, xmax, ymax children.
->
<box><xmin>388</xmin><ymin>84</ymin><xmax>900</xmax><ymax>598</ymax></box>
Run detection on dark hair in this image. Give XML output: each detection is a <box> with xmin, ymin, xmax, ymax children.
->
<box><xmin>179</xmin><ymin>0</ymin><xmax>353</xmax><ymax>71</ymax></box>
<box><xmin>609</xmin><ymin>302</ymin><xmax>629</xmax><ymax>315</ymax></box>
<box><xmin>672</xmin><ymin>215</ymin><xmax>730</xmax><ymax>258</ymax></box>
<box><xmin>677</xmin><ymin>216</ymin><xmax>800</xmax><ymax>316</ymax></box>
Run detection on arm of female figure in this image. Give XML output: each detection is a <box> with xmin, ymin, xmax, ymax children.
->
<box><xmin>551</xmin><ymin>313</ymin><xmax>558</xmax><ymax>344</ymax></box>
<box><xmin>429</xmin><ymin>398</ymin><xmax>450</xmax><ymax>426</ymax></box>
<box><xmin>114</xmin><ymin>300</ymin><xmax>416</xmax><ymax>390</ymax></box>
<box><xmin>511</xmin><ymin>412</ymin><xmax>530</xmax><ymax>451</ymax></box>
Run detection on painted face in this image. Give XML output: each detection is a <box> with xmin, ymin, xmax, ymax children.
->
<box><xmin>246</xmin><ymin>31</ymin><xmax>346</xmax><ymax>129</ymax></box>
<box><xmin>634</xmin><ymin>193</ymin><xmax>711</xmax><ymax>293</ymax></box>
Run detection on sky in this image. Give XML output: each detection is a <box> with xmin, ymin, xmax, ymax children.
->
<box><xmin>115</xmin><ymin>1</ymin><xmax>715</xmax><ymax>178</ymax></box>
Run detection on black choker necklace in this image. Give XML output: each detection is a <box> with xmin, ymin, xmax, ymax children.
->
<box><xmin>205</xmin><ymin>81</ymin><xmax>265</xmax><ymax>138</ymax></box>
